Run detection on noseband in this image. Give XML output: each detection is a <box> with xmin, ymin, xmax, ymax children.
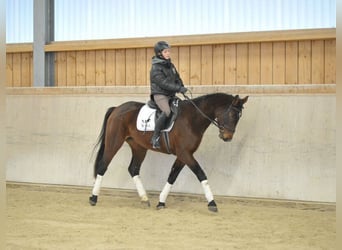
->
<box><xmin>183</xmin><ymin>94</ymin><xmax>242</xmax><ymax>131</ymax></box>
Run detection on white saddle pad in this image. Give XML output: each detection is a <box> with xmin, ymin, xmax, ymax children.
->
<box><xmin>136</xmin><ymin>104</ymin><xmax>174</xmax><ymax>132</ymax></box>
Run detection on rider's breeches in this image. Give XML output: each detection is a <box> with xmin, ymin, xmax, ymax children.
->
<box><xmin>153</xmin><ymin>94</ymin><xmax>171</xmax><ymax>117</ymax></box>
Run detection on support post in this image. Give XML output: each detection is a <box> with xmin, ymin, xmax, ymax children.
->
<box><xmin>33</xmin><ymin>0</ymin><xmax>54</xmax><ymax>86</ymax></box>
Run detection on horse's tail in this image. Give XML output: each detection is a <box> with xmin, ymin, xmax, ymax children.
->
<box><xmin>93</xmin><ymin>107</ymin><xmax>116</xmax><ymax>178</ymax></box>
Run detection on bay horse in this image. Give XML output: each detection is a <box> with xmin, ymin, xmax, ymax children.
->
<box><xmin>89</xmin><ymin>93</ymin><xmax>248</xmax><ymax>212</ymax></box>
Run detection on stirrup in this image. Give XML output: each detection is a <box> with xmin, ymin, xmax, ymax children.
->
<box><xmin>151</xmin><ymin>136</ymin><xmax>161</xmax><ymax>149</ymax></box>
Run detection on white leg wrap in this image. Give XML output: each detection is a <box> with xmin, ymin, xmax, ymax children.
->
<box><xmin>159</xmin><ymin>182</ymin><xmax>172</xmax><ymax>203</ymax></box>
<box><xmin>92</xmin><ymin>174</ymin><xmax>103</xmax><ymax>196</ymax></box>
<box><xmin>133</xmin><ymin>175</ymin><xmax>147</xmax><ymax>198</ymax></box>
<box><xmin>201</xmin><ymin>180</ymin><xmax>214</xmax><ymax>202</ymax></box>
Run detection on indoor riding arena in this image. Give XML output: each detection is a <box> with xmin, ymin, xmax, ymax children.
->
<box><xmin>6</xmin><ymin>1</ymin><xmax>336</xmax><ymax>249</ymax></box>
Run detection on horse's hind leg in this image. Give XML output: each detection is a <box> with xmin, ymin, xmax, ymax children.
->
<box><xmin>89</xmin><ymin>129</ymin><xmax>126</xmax><ymax>206</ymax></box>
<box><xmin>156</xmin><ymin>158</ymin><xmax>185</xmax><ymax>209</ymax></box>
<box><xmin>89</xmin><ymin>157</ymin><xmax>112</xmax><ymax>206</ymax></box>
<box><xmin>126</xmin><ymin>140</ymin><xmax>149</xmax><ymax>206</ymax></box>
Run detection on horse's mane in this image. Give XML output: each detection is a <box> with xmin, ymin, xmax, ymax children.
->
<box><xmin>190</xmin><ymin>92</ymin><xmax>233</xmax><ymax>105</ymax></box>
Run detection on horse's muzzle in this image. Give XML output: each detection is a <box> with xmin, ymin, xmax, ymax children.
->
<box><xmin>219</xmin><ymin>131</ymin><xmax>233</xmax><ymax>142</ymax></box>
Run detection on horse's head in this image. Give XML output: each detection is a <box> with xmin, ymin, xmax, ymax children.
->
<box><xmin>217</xmin><ymin>95</ymin><xmax>248</xmax><ymax>142</ymax></box>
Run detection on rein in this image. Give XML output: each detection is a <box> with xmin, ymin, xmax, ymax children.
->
<box><xmin>182</xmin><ymin>93</ymin><xmax>223</xmax><ymax>130</ymax></box>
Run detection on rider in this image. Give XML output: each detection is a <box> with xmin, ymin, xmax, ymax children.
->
<box><xmin>150</xmin><ymin>41</ymin><xmax>188</xmax><ymax>149</ymax></box>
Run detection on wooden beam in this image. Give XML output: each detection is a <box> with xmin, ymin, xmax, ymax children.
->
<box><xmin>6</xmin><ymin>28</ymin><xmax>335</xmax><ymax>53</ymax></box>
<box><xmin>6</xmin><ymin>84</ymin><xmax>336</xmax><ymax>95</ymax></box>
<box><xmin>44</xmin><ymin>28</ymin><xmax>336</xmax><ymax>52</ymax></box>
<box><xmin>6</xmin><ymin>43</ymin><xmax>33</xmax><ymax>53</ymax></box>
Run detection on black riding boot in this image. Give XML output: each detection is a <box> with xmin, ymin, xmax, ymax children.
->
<box><xmin>151</xmin><ymin>112</ymin><xmax>168</xmax><ymax>149</ymax></box>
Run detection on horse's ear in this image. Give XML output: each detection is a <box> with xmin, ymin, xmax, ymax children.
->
<box><xmin>233</xmin><ymin>95</ymin><xmax>239</xmax><ymax>105</ymax></box>
<box><xmin>241</xmin><ymin>96</ymin><xmax>249</xmax><ymax>104</ymax></box>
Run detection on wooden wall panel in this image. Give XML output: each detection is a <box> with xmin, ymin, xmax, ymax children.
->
<box><xmin>125</xmin><ymin>49</ymin><xmax>136</xmax><ymax>85</ymax></box>
<box><xmin>115</xmin><ymin>49</ymin><xmax>126</xmax><ymax>85</ymax></box>
<box><xmin>105</xmin><ymin>50</ymin><xmax>116</xmax><ymax>86</ymax></box>
<box><xmin>136</xmin><ymin>48</ymin><xmax>147</xmax><ymax>85</ymax></box>
<box><xmin>6</xmin><ymin>53</ymin><xmax>13</xmax><ymax>87</ymax></box>
<box><xmin>76</xmin><ymin>51</ymin><xmax>86</xmax><ymax>86</ymax></box>
<box><xmin>189</xmin><ymin>45</ymin><xmax>201</xmax><ymax>85</ymax></box>
<box><xmin>6</xmin><ymin>30</ymin><xmax>336</xmax><ymax>88</ymax></box>
<box><xmin>201</xmin><ymin>45</ymin><xmax>213</xmax><ymax>85</ymax></box>
<box><xmin>66</xmin><ymin>51</ymin><xmax>76</xmax><ymax>86</ymax></box>
<box><xmin>311</xmin><ymin>40</ymin><xmax>324</xmax><ymax>84</ymax></box>
<box><xmin>236</xmin><ymin>44</ymin><xmax>248</xmax><ymax>84</ymax></box>
<box><xmin>12</xmin><ymin>53</ymin><xmax>21</xmax><ymax>87</ymax></box>
<box><xmin>260</xmin><ymin>42</ymin><xmax>273</xmax><ymax>84</ymax></box>
<box><xmin>285</xmin><ymin>41</ymin><xmax>298</xmax><ymax>84</ymax></box>
<box><xmin>178</xmin><ymin>46</ymin><xmax>190</xmax><ymax>85</ymax></box>
<box><xmin>21</xmin><ymin>52</ymin><xmax>32</xmax><ymax>87</ymax></box>
<box><xmin>85</xmin><ymin>51</ymin><xmax>96</xmax><ymax>86</ymax></box>
<box><xmin>213</xmin><ymin>44</ymin><xmax>225</xmax><ymax>85</ymax></box>
<box><xmin>146</xmin><ymin>48</ymin><xmax>154</xmax><ymax>85</ymax></box>
<box><xmin>298</xmin><ymin>41</ymin><xmax>312</xmax><ymax>84</ymax></box>
<box><xmin>6</xmin><ymin>52</ymin><xmax>33</xmax><ymax>87</ymax></box>
<box><xmin>56</xmin><ymin>52</ymin><xmax>67</xmax><ymax>86</ymax></box>
<box><xmin>224</xmin><ymin>44</ymin><xmax>237</xmax><ymax>85</ymax></box>
<box><xmin>324</xmin><ymin>39</ymin><xmax>336</xmax><ymax>84</ymax></box>
<box><xmin>95</xmin><ymin>50</ymin><xmax>106</xmax><ymax>86</ymax></box>
<box><xmin>171</xmin><ymin>47</ymin><xmax>179</xmax><ymax>70</ymax></box>
<box><xmin>248</xmin><ymin>43</ymin><xmax>260</xmax><ymax>85</ymax></box>
<box><xmin>273</xmin><ymin>42</ymin><xmax>285</xmax><ymax>84</ymax></box>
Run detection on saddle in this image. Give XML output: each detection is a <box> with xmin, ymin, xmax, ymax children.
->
<box><xmin>136</xmin><ymin>97</ymin><xmax>180</xmax><ymax>132</ymax></box>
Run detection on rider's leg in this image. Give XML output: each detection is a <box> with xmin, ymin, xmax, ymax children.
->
<box><xmin>151</xmin><ymin>95</ymin><xmax>171</xmax><ymax>149</ymax></box>
<box><xmin>151</xmin><ymin>112</ymin><xmax>168</xmax><ymax>148</ymax></box>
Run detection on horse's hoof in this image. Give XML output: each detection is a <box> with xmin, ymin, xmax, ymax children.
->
<box><xmin>141</xmin><ymin>200</ymin><xmax>151</xmax><ymax>207</ymax></box>
<box><xmin>89</xmin><ymin>195</ymin><xmax>98</xmax><ymax>206</ymax></box>
<box><xmin>208</xmin><ymin>200</ymin><xmax>218</xmax><ymax>212</ymax></box>
<box><xmin>141</xmin><ymin>195</ymin><xmax>150</xmax><ymax>207</ymax></box>
<box><xmin>156</xmin><ymin>202</ymin><xmax>166</xmax><ymax>210</ymax></box>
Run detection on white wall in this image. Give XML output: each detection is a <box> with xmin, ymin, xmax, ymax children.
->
<box><xmin>6</xmin><ymin>88</ymin><xmax>336</xmax><ymax>202</ymax></box>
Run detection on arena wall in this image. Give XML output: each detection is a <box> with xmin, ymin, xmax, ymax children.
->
<box><xmin>6</xmin><ymin>28</ymin><xmax>336</xmax><ymax>87</ymax></box>
<box><xmin>6</xmin><ymin>85</ymin><xmax>336</xmax><ymax>202</ymax></box>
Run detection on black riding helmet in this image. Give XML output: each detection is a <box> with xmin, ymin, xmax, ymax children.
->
<box><xmin>154</xmin><ymin>41</ymin><xmax>170</xmax><ymax>58</ymax></box>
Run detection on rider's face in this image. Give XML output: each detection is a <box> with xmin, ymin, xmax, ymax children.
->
<box><xmin>161</xmin><ymin>49</ymin><xmax>171</xmax><ymax>59</ymax></box>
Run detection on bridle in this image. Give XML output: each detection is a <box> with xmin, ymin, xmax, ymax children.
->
<box><xmin>182</xmin><ymin>93</ymin><xmax>243</xmax><ymax>131</ymax></box>
<box><xmin>220</xmin><ymin>104</ymin><xmax>242</xmax><ymax>132</ymax></box>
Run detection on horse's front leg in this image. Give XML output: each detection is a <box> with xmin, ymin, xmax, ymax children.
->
<box><xmin>132</xmin><ymin>175</ymin><xmax>149</xmax><ymax>206</ymax></box>
<box><xmin>181</xmin><ymin>155</ymin><xmax>218</xmax><ymax>212</ymax></box>
<box><xmin>156</xmin><ymin>158</ymin><xmax>185</xmax><ymax>209</ymax></box>
<box><xmin>192</xmin><ymin>162</ymin><xmax>217</xmax><ymax>212</ymax></box>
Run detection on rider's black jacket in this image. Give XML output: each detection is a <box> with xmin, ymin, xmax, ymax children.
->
<box><xmin>150</xmin><ymin>56</ymin><xmax>184</xmax><ymax>99</ymax></box>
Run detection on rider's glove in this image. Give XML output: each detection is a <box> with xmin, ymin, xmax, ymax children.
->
<box><xmin>179</xmin><ymin>87</ymin><xmax>188</xmax><ymax>94</ymax></box>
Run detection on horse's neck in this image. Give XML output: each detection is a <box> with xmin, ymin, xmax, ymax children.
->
<box><xmin>196</xmin><ymin>94</ymin><xmax>231</xmax><ymax>118</ymax></box>
<box><xmin>184</xmin><ymin>94</ymin><xmax>231</xmax><ymax>132</ymax></box>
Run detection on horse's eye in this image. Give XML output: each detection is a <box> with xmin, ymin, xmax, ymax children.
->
<box><xmin>230</xmin><ymin>111</ymin><xmax>240</xmax><ymax>119</ymax></box>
